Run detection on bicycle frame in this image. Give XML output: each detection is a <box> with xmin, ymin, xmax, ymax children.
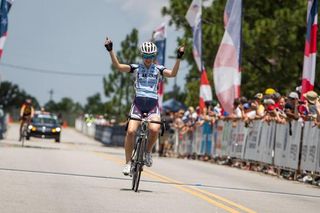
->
<box><xmin>20</xmin><ymin>117</ymin><xmax>31</xmax><ymax>147</ymax></box>
<box><xmin>20</xmin><ymin>122</ymin><xmax>29</xmax><ymax>147</ymax></box>
<box><xmin>129</xmin><ymin>116</ymin><xmax>163</xmax><ymax>192</ymax></box>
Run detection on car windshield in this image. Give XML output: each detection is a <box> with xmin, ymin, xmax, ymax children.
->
<box><xmin>33</xmin><ymin>117</ymin><xmax>59</xmax><ymax>125</ymax></box>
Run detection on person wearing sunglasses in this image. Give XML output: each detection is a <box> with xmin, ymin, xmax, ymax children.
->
<box><xmin>104</xmin><ymin>37</ymin><xmax>184</xmax><ymax>175</ymax></box>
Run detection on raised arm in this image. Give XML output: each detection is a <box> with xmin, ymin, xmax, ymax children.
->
<box><xmin>163</xmin><ymin>46</ymin><xmax>185</xmax><ymax>78</ymax></box>
<box><xmin>104</xmin><ymin>37</ymin><xmax>131</xmax><ymax>73</ymax></box>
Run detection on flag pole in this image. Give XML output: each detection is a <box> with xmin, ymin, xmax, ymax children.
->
<box><xmin>200</xmin><ymin>0</ymin><xmax>203</xmax><ymax>73</ymax></box>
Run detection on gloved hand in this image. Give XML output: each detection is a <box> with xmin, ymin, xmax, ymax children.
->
<box><xmin>104</xmin><ymin>37</ymin><xmax>113</xmax><ymax>52</ymax></box>
<box><xmin>176</xmin><ymin>46</ymin><xmax>185</xmax><ymax>59</ymax></box>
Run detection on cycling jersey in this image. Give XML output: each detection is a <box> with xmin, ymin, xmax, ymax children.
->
<box><xmin>129</xmin><ymin>63</ymin><xmax>166</xmax><ymax>100</ymax></box>
<box><xmin>21</xmin><ymin>104</ymin><xmax>33</xmax><ymax>116</ymax></box>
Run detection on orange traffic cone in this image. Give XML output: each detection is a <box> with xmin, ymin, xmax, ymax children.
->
<box><xmin>63</xmin><ymin>121</ymin><xmax>68</xmax><ymax>128</ymax></box>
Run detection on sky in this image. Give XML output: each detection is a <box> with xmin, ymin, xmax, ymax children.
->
<box><xmin>0</xmin><ymin>0</ymin><xmax>189</xmax><ymax>106</ymax></box>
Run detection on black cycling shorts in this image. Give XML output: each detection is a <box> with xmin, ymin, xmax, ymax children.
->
<box><xmin>129</xmin><ymin>97</ymin><xmax>160</xmax><ymax>119</ymax></box>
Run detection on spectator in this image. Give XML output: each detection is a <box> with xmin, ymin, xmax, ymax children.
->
<box><xmin>284</xmin><ymin>92</ymin><xmax>299</xmax><ymax>120</ymax></box>
<box><xmin>198</xmin><ymin>107</ymin><xmax>215</xmax><ymax>158</ymax></box>
<box><xmin>159</xmin><ymin>110</ymin><xmax>174</xmax><ymax>157</ymax></box>
<box><xmin>230</xmin><ymin>98</ymin><xmax>243</xmax><ymax>119</ymax></box>
<box><xmin>0</xmin><ymin>105</ymin><xmax>4</xmax><ymax>139</ymax></box>
<box><xmin>265</xmin><ymin>88</ymin><xmax>276</xmax><ymax>95</ymax></box>
<box><xmin>253</xmin><ymin>93</ymin><xmax>265</xmax><ymax>118</ymax></box>
<box><xmin>243</xmin><ymin>102</ymin><xmax>257</xmax><ymax>121</ymax></box>
<box><xmin>213</xmin><ymin>103</ymin><xmax>223</xmax><ymax>118</ymax></box>
<box><xmin>303</xmin><ymin>90</ymin><xmax>318</xmax><ymax>121</ymax></box>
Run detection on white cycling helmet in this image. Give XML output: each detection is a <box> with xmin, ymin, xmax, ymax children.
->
<box><xmin>140</xmin><ymin>42</ymin><xmax>157</xmax><ymax>55</ymax></box>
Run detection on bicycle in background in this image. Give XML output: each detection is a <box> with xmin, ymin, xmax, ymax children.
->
<box><xmin>20</xmin><ymin>121</ymin><xmax>29</xmax><ymax>147</ymax></box>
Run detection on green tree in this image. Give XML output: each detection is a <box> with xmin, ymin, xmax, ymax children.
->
<box><xmin>162</xmin><ymin>0</ymin><xmax>319</xmax><ymax>105</ymax></box>
<box><xmin>44</xmin><ymin>97</ymin><xmax>83</xmax><ymax>126</ymax></box>
<box><xmin>0</xmin><ymin>81</ymin><xmax>39</xmax><ymax>110</ymax></box>
<box><xmin>103</xmin><ymin>28</ymin><xmax>140</xmax><ymax>120</ymax></box>
<box><xmin>84</xmin><ymin>93</ymin><xmax>105</xmax><ymax>115</ymax></box>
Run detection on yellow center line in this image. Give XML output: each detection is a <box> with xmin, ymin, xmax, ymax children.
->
<box><xmin>95</xmin><ymin>152</ymin><xmax>256</xmax><ymax>213</ymax></box>
<box><xmin>145</xmin><ymin>169</ymin><xmax>256</xmax><ymax>213</ymax></box>
<box><xmin>143</xmin><ymin>171</ymin><xmax>240</xmax><ymax>213</ymax></box>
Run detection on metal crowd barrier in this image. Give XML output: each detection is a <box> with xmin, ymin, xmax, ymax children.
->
<box><xmin>0</xmin><ymin>114</ymin><xmax>8</xmax><ymax>139</ymax></box>
<box><xmin>172</xmin><ymin>120</ymin><xmax>320</xmax><ymax>174</ymax></box>
<box><xmin>75</xmin><ymin>118</ymin><xmax>125</xmax><ymax>146</ymax></box>
<box><xmin>75</xmin><ymin>118</ymin><xmax>320</xmax><ymax>174</ymax></box>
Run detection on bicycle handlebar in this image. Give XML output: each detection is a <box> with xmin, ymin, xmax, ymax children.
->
<box><xmin>129</xmin><ymin>116</ymin><xmax>162</xmax><ymax>124</ymax></box>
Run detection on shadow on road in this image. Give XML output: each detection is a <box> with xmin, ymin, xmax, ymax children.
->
<box><xmin>120</xmin><ymin>188</ymin><xmax>153</xmax><ymax>193</ymax></box>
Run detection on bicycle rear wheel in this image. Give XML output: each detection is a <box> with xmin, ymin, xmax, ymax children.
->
<box><xmin>21</xmin><ymin>127</ymin><xmax>26</xmax><ymax>147</ymax></box>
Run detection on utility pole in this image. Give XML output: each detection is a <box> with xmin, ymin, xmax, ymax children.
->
<box><xmin>49</xmin><ymin>89</ymin><xmax>54</xmax><ymax>102</ymax></box>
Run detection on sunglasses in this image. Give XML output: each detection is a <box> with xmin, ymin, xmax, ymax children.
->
<box><xmin>142</xmin><ymin>53</ymin><xmax>156</xmax><ymax>59</ymax></box>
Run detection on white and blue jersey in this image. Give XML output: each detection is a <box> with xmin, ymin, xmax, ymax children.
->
<box><xmin>129</xmin><ymin>63</ymin><xmax>166</xmax><ymax>100</ymax></box>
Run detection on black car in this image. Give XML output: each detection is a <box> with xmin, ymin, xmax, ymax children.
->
<box><xmin>27</xmin><ymin>113</ymin><xmax>61</xmax><ymax>142</ymax></box>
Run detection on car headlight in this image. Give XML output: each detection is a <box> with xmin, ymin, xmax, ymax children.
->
<box><xmin>52</xmin><ymin>127</ymin><xmax>61</xmax><ymax>133</ymax></box>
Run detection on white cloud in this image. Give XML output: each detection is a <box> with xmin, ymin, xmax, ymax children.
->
<box><xmin>119</xmin><ymin>0</ymin><xmax>169</xmax><ymax>34</ymax></box>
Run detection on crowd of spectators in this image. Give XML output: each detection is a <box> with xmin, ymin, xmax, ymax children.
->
<box><xmin>169</xmin><ymin>88</ymin><xmax>320</xmax><ymax>140</ymax></box>
<box><xmin>158</xmin><ymin>88</ymin><xmax>320</xmax><ymax>185</ymax></box>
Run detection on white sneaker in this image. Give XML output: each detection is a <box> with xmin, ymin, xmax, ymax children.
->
<box><xmin>145</xmin><ymin>152</ymin><xmax>153</xmax><ymax>167</ymax></box>
<box><xmin>122</xmin><ymin>163</ymin><xmax>131</xmax><ymax>176</ymax></box>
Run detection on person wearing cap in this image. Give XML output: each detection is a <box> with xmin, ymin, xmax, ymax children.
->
<box><xmin>303</xmin><ymin>91</ymin><xmax>318</xmax><ymax>121</ymax></box>
<box><xmin>19</xmin><ymin>99</ymin><xmax>35</xmax><ymax>141</ymax></box>
<box><xmin>265</xmin><ymin>88</ymin><xmax>276</xmax><ymax>95</ymax></box>
<box><xmin>253</xmin><ymin>93</ymin><xmax>265</xmax><ymax>118</ymax></box>
<box><xmin>284</xmin><ymin>92</ymin><xmax>300</xmax><ymax>120</ymax></box>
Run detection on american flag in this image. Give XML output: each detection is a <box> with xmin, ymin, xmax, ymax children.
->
<box><xmin>0</xmin><ymin>0</ymin><xmax>13</xmax><ymax>60</ymax></box>
<box><xmin>186</xmin><ymin>0</ymin><xmax>202</xmax><ymax>71</ymax></box>
<box><xmin>186</xmin><ymin>0</ymin><xmax>212</xmax><ymax>111</ymax></box>
<box><xmin>213</xmin><ymin>0</ymin><xmax>242</xmax><ymax>114</ymax></box>
<box><xmin>199</xmin><ymin>67</ymin><xmax>212</xmax><ymax>110</ymax></box>
<box><xmin>153</xmin><ymin>22</ymin><xmax>166</xmax><ymax>110</ymax></box>
<box><xmin>301</xmin><ymin>0</ymin><xmax>318</xmax><ymax>97</ymax></box>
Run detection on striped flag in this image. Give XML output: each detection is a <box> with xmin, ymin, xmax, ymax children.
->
<box><xmin>213</xmin><ymin>0</ymin><xmax>242</xmax><ymax>114</ymax></box>
<box><xmin>301</xmin><ymin>0</ymin><xmax>318</xmax><ymax>97</ymax></box>
<box><xmin>0</xmin><ymin>0</ymin><xmax>13</xmax><ymax>60</ymax></box>
<box><xmin>199</xmin><ymin>67</ymin><xmax>212</xmax><ymax>110</ymax></box>
<box><xmin>186</xmin><ymin>0</ymin><xmax>202</xmax><ymax>71</ymax></box>
<box><xmin>153</xmin><ymin>23</ymin><xmax>166</xmax><ymax>110</ymax></box>
<box><xmin>186</xmin><ymin>0</ymin><xmax>212</xmax><ymax>111</ymax></box>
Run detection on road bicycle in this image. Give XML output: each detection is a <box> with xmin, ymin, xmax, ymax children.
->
<box><xmin>19</xmin><ymin>117</ymin><xmax>31</xmax><ymax>147</ymax></box>
<box><xmin>128</xmin><ymin>115</ymin><xmax>164</xmax><ymax>192</ymax></box>
<box><xmin>20</xmin><ymin>122</ymin><xmax>29</xmax><ymax>147</ymax></box>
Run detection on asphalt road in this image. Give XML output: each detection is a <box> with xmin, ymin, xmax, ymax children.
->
<box><xmin>0</xmin><ymin>124</ymin><xmax>319</xmax><ymax>213</ymax></box>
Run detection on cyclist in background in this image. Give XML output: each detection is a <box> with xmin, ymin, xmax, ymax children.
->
<box><xmin>104</xmin><ymin>37</ymin><xmax>184</xmax><ymax>175</ymax></box>
<box><xmin>19</xmin><ymin>99</ymin><xmax>34</xmax><ymax>141</ymax></box>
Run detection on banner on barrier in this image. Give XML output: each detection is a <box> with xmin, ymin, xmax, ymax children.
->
<box><xmin>230</xmin><ymin>121</ymin><xmax>247</xmax><ymax>159</ymax></box>
<box><xmin>274</xmin><ymin>121</ymin><xmax>302</xmax><ymax>169</ymax></box>
<box><xmin>258</xmin><ymin>122</ymin><xmax>276</xmax><ymax>164</ymax></box>
<box><xmin>244</xmin><ymin>120</ymin><xmax>262</xmax><ymax>161</ymax></box>
<box><xmin>221</xmin><ymin>121</ymin><xmax>233</xmax><ymax>156</ymax></box>
<box><xmin>300</xmin><ymin>122</ymin><xmax>320</xmax><ymax>172</ymax></box>
<box><xmin>213</xmin><ymin>120</ymin><xmax>224</xmax><ymax>157</ymax></box>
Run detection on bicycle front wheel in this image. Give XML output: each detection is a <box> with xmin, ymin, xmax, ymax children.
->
<box><xmin>134</xmin><ymin>163</ymin><xmax>142</xmax><ymax>192</ymax></box>
<box><xmin>21</xmin><ymin>129</ymin><xmax>26</xmax><ymax>147</ymax></box>
<box><xmin>131</xmin><ymin>138</ymin><xmax>141</xmax><ymax>190</ymax></box>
